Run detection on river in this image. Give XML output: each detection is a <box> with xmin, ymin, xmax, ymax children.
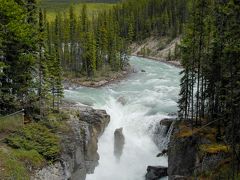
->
<box><xmin>64</xmin><ymin>56</ymin><xmax>181</xmax><ymax>180</ymax></box>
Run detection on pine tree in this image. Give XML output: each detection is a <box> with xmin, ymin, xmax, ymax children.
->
<box><xmin>0</xmin><ymin>0</ymin><xmax>37</xmax><ymax>114</ymax></box>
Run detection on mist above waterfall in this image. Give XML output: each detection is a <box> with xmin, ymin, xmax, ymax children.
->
<box><xmin>64</xmin><ymin>56</ymin><xmax>181</xmax><ymax>180</ymax></box>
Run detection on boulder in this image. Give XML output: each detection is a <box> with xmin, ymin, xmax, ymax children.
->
<box><xmin>141</xmin><ymin>69</ymin><xmax>146</xmax><ymax>72</ymax></box>
<box><xmin>145</xmin><ymin>166</ymin><xmax>168</xmax><ymax>180</ymax></box>
<box><xmin>114</xmin><ymin>128</ymin><xmax>125</xmax><ymax>160</ymax></box>
<box><xmin>117</xmin><ymin>96</ymin><xmax>127</xmax><ymax>106</ymax></box>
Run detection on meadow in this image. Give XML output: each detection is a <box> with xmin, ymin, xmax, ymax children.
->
<box><xmin>40</xmin><ymin>0</ymin><xmax>117</xmax><ymax>21</ymax></box>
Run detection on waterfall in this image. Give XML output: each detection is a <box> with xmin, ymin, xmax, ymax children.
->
<box><xmin>166</xmin><ymin>121</ymin><xmax>175</xmax><ymax>143</ymax></box>
<box><xmin>64</xmin><ymin>56</ymin><xmax>181</xmax><ymax>180</ymax></box>
<box><xmin>153</xmin><ymin>119</ymin><xmax>175</xmax><ymax>150</ymax></box>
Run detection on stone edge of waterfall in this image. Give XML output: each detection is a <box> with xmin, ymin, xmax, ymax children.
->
<box><xmin>167</xmin><ymin>120</ymin><xmax>229</xmax><ymax>180</ymax></box>
<box><xmin>146</xmin><ymin>118</ymin><xmax>176</xmax><ymax>180</ymax></box>
<box><xmin>31</xmin><ymin>104</ymin><xmax>110</xmax><ymax>180</ymax></box>
<box><xmin>148</xmin><ymin>118</ymin><xmax>228</xmax><ymax>180</ymax></box>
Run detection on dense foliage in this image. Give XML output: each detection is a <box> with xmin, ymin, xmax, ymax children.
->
<box><xmin>6</xmin><ymin>123</ymin><xmax>60</xmax><ymax>160</ymax></box>
<box><xmin>1</xmin><ymin>0</ymin><xmax>240</xmax><ymax>178</ymax></box>
<box><xmin>114</xmin><ymin>0</ymin><xmax>189</xmax><ymax>41</ymax></box>
<box><xmin>49</xmin><ymin>4</ymin><xmax>129</xmax><ymax>77</ymax></box>
<box><xmin>0</xmin><ymin>0</ymin><xmax>63</xmax><ymax>116</ymax></box>
<box><xmin>49</xmin><ymin>0</ymin><xmax>189</xmax><ymax>77</ymax></box>
<box><xmin>178</xmin><ymin>0</ymin><xmax>240</xmax><ymax>177</ymax></box>
<box><xmin>0</xmin><ymin>0</ymin><xmax>188</xmax><ymax>115</ymax></box>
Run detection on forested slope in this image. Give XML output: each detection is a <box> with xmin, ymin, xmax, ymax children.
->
<box><xmin>1</xmin><ymin>0</ymin><xmax>240</xmax><ymax>178</ymax></box>
<box><xmin>176</xmin><ymin>0</ymin><xmax>240</xmax><ymax>178</ymax></box>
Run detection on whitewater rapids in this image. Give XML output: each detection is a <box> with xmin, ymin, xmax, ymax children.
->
<box><xmin>64</xmin><ymin>56</ymin><xmax>181</xmax><ymax>180</ymax></box>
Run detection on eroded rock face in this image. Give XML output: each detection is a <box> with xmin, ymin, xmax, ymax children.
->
<box><xmin>167</xmin><ymin>122</ymin><xmax>227</xmax><ymax>179</ymax></box>
<box><xmin>33</xmin><ymin>162</ymin><xmax>68</xmax><ymax>180</ymax></box>
<box><xmin>32</xmin><ymin>106</ymin><xmax>110</xmax><ymax>180</ymax></box>
<box><xmin>114</xmin><ymin>127</ymin><xmax>125</xmax><ymax>160</ymax></box>
<box><xmin>168</xmin><ymin>134</ymin><xmax>199</xmax><ymax>179</ymax></box>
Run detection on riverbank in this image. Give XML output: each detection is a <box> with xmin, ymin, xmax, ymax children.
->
<box><xmin>63</xmin><ymin>64</ymin><xmax>134</xmax><ymax>89</ymax></box>
<box><xmin>132</xmin><ymin>55</ymin><xmax>182</xmax><ymax>68</ymax></box>
<box><xmin>131</xmin><ymin>36</ymin><xmax>182</xmax><ymax>68</ymax></box>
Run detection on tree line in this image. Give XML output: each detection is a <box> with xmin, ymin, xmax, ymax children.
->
<box><xmin>0</xmin><ymin>0</ymin><xmax>191</xmax><ymax>118</ymax></box>
<box><xmin>0</xmin><ymin>0</ymin><xmax>63</xmax><ymax>116</ymax></box>
<box><xmin>178</xmin><ymin>0</ymin><xmax>240</xmax><ymax>177</ymax></box>
<box><xmin>49</xmin><ymin>0</ymin><xmax>189</xmax><ymax>78</ymax></box>
<box><xmin>49</xmin><ymin>4</ymin><xmax>129</xmax><ymax>77</ymax></box>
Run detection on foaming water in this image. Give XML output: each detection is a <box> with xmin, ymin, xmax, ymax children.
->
<box><xmin>64</xmin><ymin>56</ymin><xmax>181</xmax><ymax>180</ymax></box>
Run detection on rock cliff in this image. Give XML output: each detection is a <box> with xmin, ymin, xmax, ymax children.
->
<box><xmin>32</xmin><ymin>106</ymin><xmax>110</xmax><ymax>180</ymax></box>
<box><xmin>168</xmin><ymin>121</ymin><xmax>229</xmax><ymax>179</ymax></box>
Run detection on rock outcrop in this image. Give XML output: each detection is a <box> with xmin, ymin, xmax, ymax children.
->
<box><xmin>117</xmin><ymin>96</ymin><xmax>127</xmax><ymax>106</ymax></box>
<box><xmin>32</xmin><ymin>106</ymin><xmax>110</xmax><ymax>180</ymax></box>
<box><xmin>168</xmin><ymin>132</ymin><xmax>199</xmax><ymax>179</ymax></box>
<box><xmin>145</xmin><ymin>166</ymin><xmax>168</xmax><ymax>180</ymax></box>
<box><xmin>168</xmin><ymin>121</ymin><xmax>229</xmax><ymax>179</ymax></box>
<box><xmin>144</xmin><ymin>118</ymin><xmax>175</xmax><ymax>180</ymax></box>
<box><xmin>114</xmin><ymin>127</ymin><xmax>125</xmax><ymax>161</ymax></box>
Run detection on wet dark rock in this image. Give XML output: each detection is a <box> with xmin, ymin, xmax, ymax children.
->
<box><xmin>170</xmin><ymin>175</ymin><xmax>188</xmax><ymax>180</ymax></box>
<box><xmin>114</xmin><ymin>127</ymin><xmax>125</xmax><ymax>160</ymax></box>
<box><xmin>141</xmin><ymin>69</ymin><xmax>146</xmax><ymax>72</ymax></box>
<box><xmin>117</xmin><ymin>96</ymin><xmax>127</xmax><ymax>105</ymax></box>
<box><xmin>156</xmin><ymin>149</ymin><xmax>168</xmax><ymax>157</ymax></box>
<box><xmin>168</xmin><ymin>133</ymin><xmax>199</xmax><ymax>179</ymax></box>
<box><xmin>160</xmin><ymin>118</ymin><xmax>175</xmax><ymax>127</ymax></box>
<box><xmin>145</xmin><ymin>166</ymin><xmax>168</xmax><ymax>180</ymax></box>
<box><xmin>168</xmin><ymin>122</ymin><xmax>227</xmax><ymax>179</ymax></box>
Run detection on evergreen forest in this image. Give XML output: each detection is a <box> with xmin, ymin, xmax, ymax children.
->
<box><xmin>0</xmin><ymin>0</ymin><xmax>240</xmax><ymax>179</ymax></box>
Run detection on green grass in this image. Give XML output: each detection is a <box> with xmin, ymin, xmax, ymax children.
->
<box><xmin>0</xmin><ymin>148</ymin><xmax>45</xmax><ymax>180</ymax></box>
<box><xmin>0</xmin><ymin>149</ymin><xmax>29</xmax><ymax>180</ymax></box>
<box><xmin>40</xmin><ymin>1</ymin><xmax>117</xmax><ymax>22</ymax></box>
<box><xmin>6</xmin><ymin>123</ymin><xmax>61</xmax><ymax>160</ymax></box>
<box><xmin>0</xmin><ymin>114</ymin><xmax>24</xmax><ymax>133</ymax></box>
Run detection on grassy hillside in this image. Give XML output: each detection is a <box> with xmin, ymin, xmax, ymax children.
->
<box><xmin>41</xmin><ymin>0</ymin><xmax>118</xmax><ymax>21</ymax></box>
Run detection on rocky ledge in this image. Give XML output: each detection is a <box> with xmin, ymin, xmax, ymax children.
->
<box><xmin>168</xmin><ymin>121</ymin><xmax>229</xmax><ymax>179</ymax></box>
<box><xmin>32</xmin><ymin>105</ymin><xmax>110</xmax><ymax>180</ymax></box>
<box><xmin>145</xmin><ymin>118</ymin><xmax>176</xmax><ymax>180</ymax></box>
<box><xmin>146</xmin><ymin>166</ymin><xmax>168</xmax><ymax>180</ymax></box>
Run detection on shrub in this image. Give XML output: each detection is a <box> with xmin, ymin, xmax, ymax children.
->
<box><xmin>0</xmin><ymin>114</ymin><xmax>24</xmax><ymax>133</ymax></box>
<box><xmin>12</xmin><ymin>149</ymin><xmax>45</xmax><ymax>169</ymax></box>
<box><xmin>6</xmin><ymin>123</ymin><xmax>60</xmax><ymax>160</ymax></box>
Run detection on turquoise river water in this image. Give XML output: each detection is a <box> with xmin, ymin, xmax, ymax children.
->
<box><xmin>64</xmin><ymin>56</ymin><xmax>181</xmax><ymax>180</ymax></box>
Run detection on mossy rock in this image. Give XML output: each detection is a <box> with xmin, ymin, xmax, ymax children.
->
<box><xmin>200</xmin><ymin>144</ymin><xmax>229</xmax><ymax>154</ymax></box>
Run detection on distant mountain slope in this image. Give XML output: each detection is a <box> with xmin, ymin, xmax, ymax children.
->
<box><xmin>41</xmin><ymin>0</ymin><xmax>119</xmax><ymax>7</ymax></box>
<box><xmin>41</xmin><ymin>0</ymin><xmax>117</xmax><ymax>21</ymax></box>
